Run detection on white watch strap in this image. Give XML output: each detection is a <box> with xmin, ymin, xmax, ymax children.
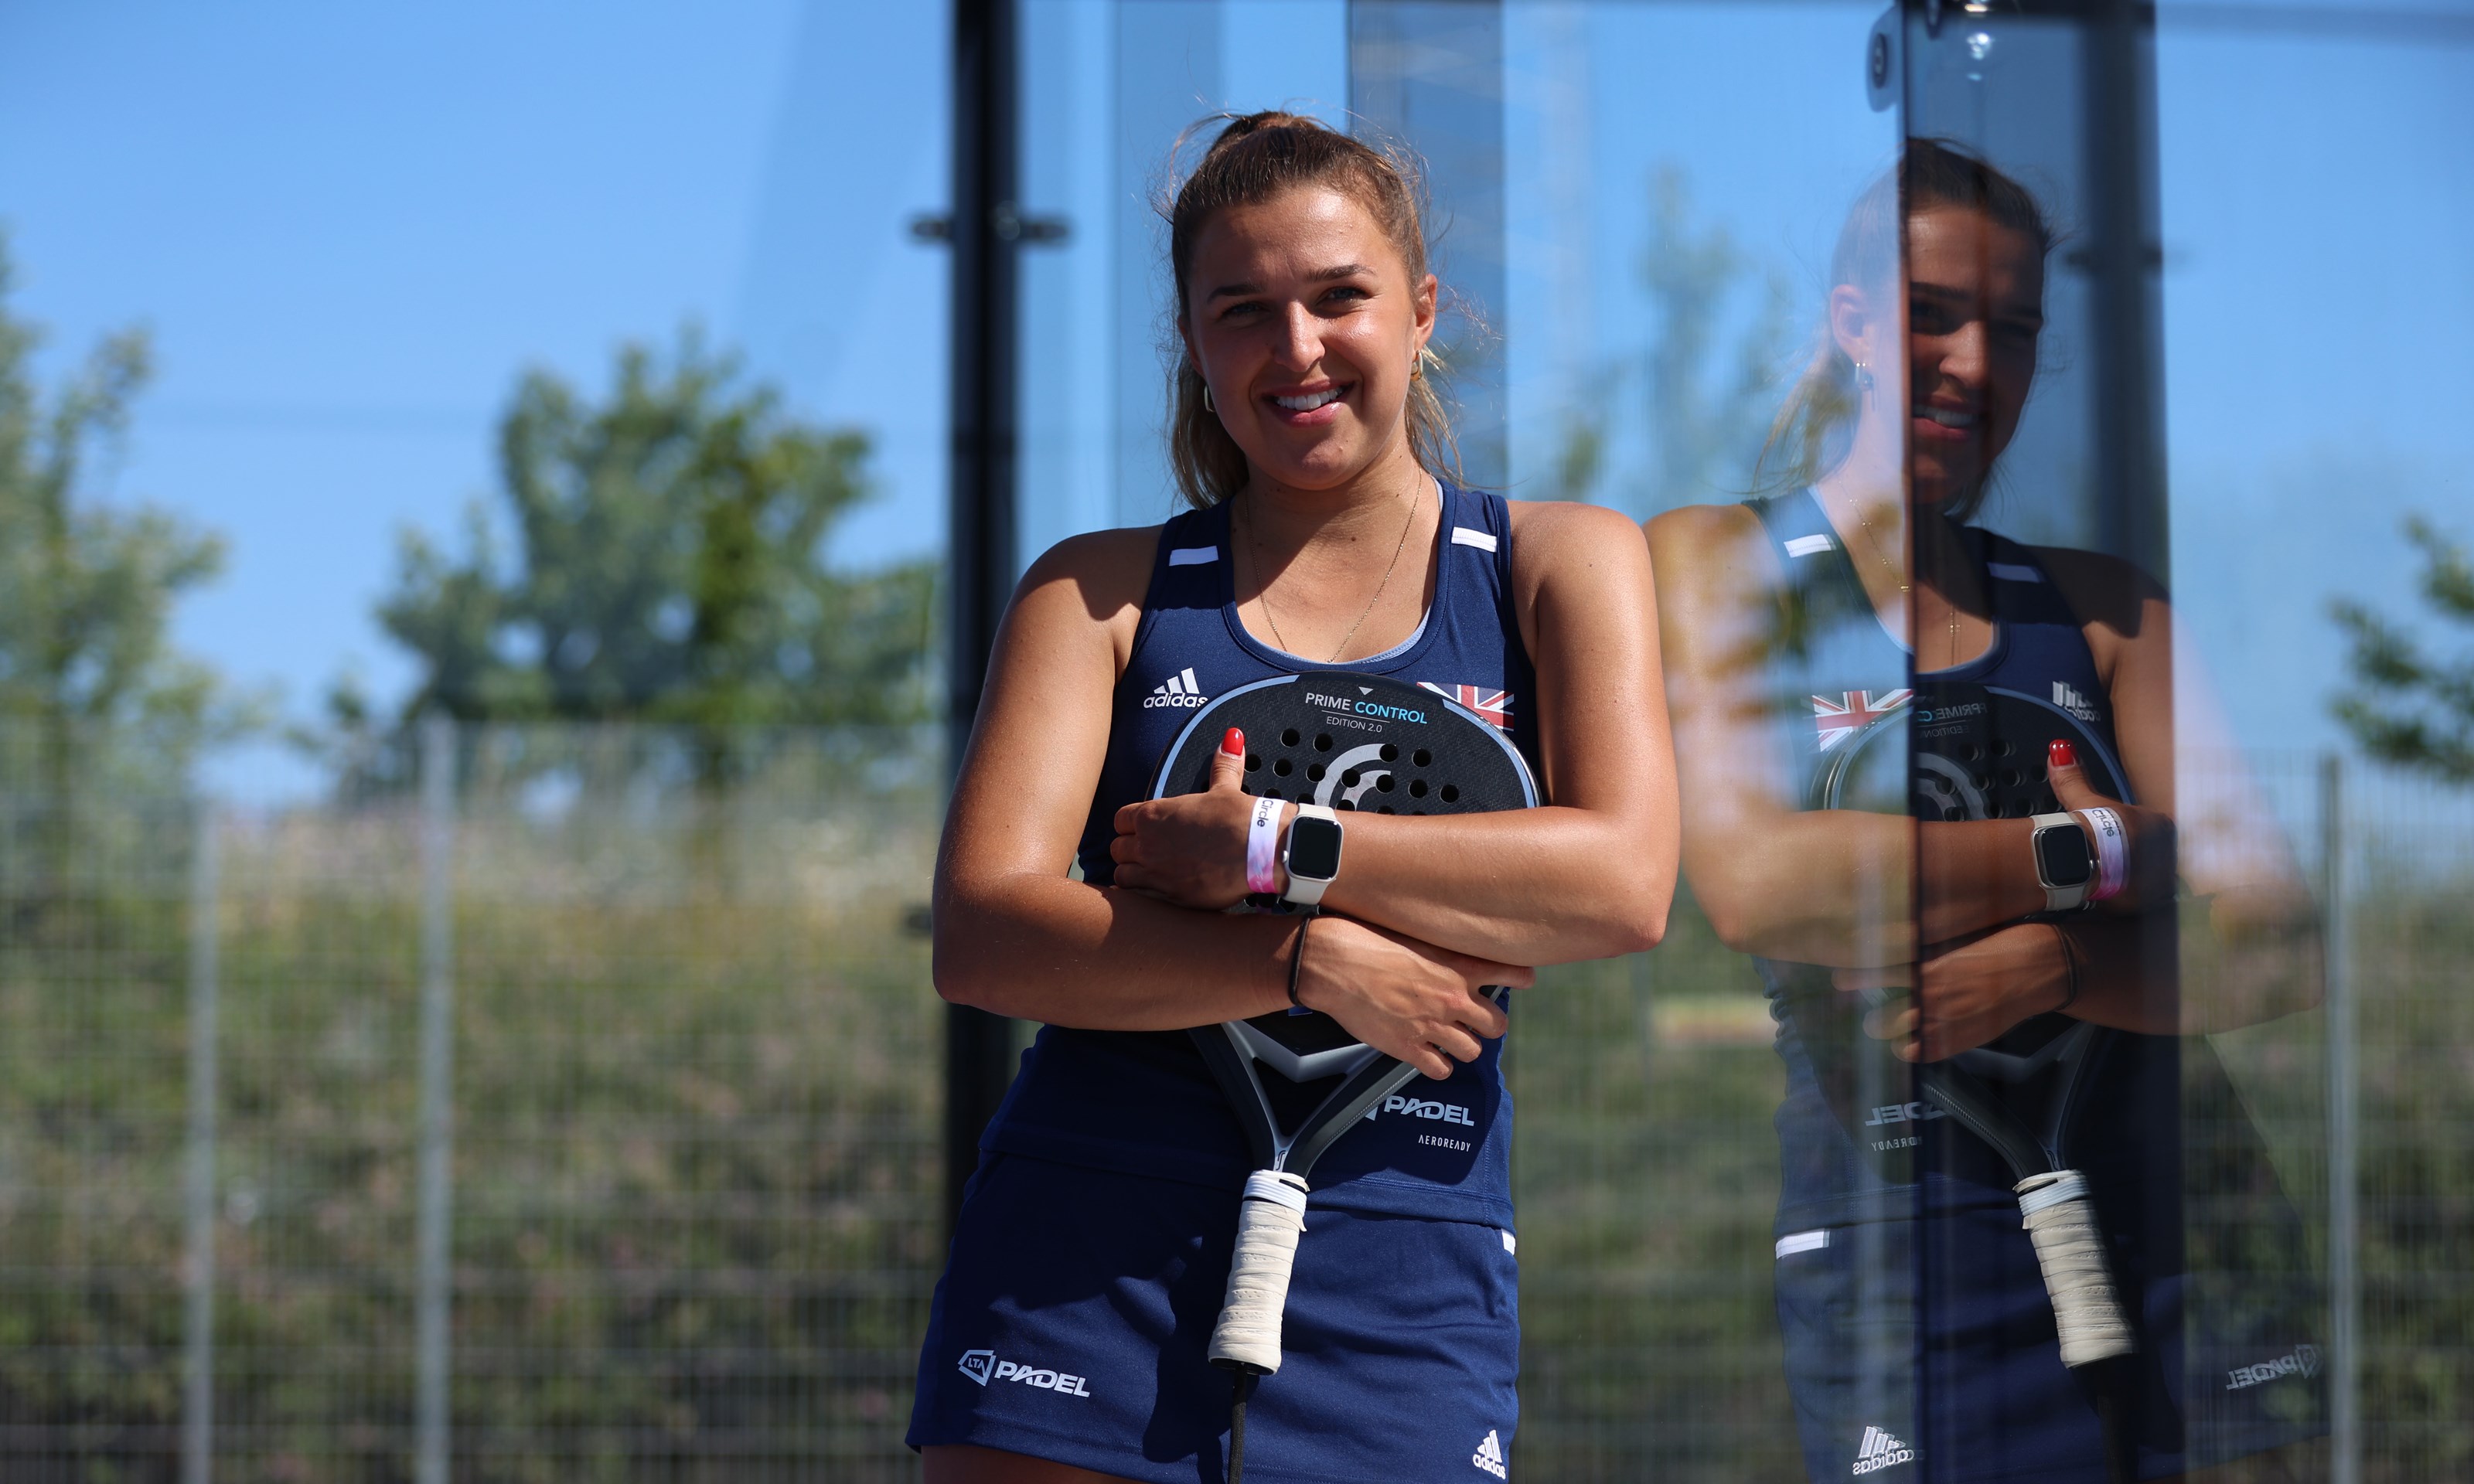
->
<box><xmin>2030</xmin><ymin>812</ymin><xmax>2090</xmax><ymax>913</ymax></box>
<box><xmin>1282</xmin><ymin>804</ymin><xmax>1341</xmax><ymax>908</ymax></box>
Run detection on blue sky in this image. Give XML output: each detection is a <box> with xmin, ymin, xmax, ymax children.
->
<box><xmin>3</xmin><ymin>1</ymin><xmax>2469</xmax><ymax>794</ymax></box>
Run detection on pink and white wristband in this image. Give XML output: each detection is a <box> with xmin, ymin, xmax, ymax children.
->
<box><xmin>1246</xmin><ymin>795</ymin><xmax>1285</xmax><ymax>896</ymax></box>
<box><xmin>2077</xmin><ymin>807</ymin><xmax>2128</xmax><ymax>901</ymax></box>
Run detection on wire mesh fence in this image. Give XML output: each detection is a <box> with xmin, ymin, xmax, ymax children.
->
<box><xmin>1</xmin><ymin>726</ymin><xmax>2467</xmax><ymax>1480</ymax></box>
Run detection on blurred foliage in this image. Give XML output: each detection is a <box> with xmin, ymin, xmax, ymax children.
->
<box><xmin>0</xmin><ymin>239</ymin><xmax>246</xmax><ymax>778</ymax></box>
<box><xmin>1551</xmin><ymin>166</ymin><xmax>1792</xmax><ymax>516</ymax></box>
<box><xmin>346</xmin><ymin>331</ymin><xmax>935</xmax><ymax>782</ymax></box>
<box><xmin>2331</xmin><ymin>516</ymin><xmax>2474</xmax><ymax>784</ymax></box>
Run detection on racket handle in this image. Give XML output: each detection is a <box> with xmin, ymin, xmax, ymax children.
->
<box><xmin>1208</xmin><ymin>1169</ymin><xmax>1310</xmax><ymax>1375</ymax></box>
<box><xmin>2016</xmin><ymin>1169</ymin><xmax>2136</xmax><ymax>1368</ymax></box>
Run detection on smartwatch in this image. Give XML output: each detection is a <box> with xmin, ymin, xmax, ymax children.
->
<box><xmin>2029</xmin><ymin>812</ymin><xmax>2094</xmax><ymax>913</ymax></box>
<box><xmin>1281</xmin><ymin>805</ymin><xmax>1344</xmax><ymax>908</ymax></box>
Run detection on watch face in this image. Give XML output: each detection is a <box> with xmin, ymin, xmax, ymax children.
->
<box><xmin>1286</xmin><ymin>815</ymin><xmax>1344</xmax><ymax>880</ymax></box>
<box><xmin>2035</xmin><ymin>823</ymin><xmax>2094</xmax><ymax>888</ymax></box>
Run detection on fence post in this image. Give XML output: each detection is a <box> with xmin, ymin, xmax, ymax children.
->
<box><xmin>414</xmin><ymin>719</ymin><xmax>456</xmax><ymax>1484</ymax></box>
<box><xmin>2320</xmin><ymin>751</ymin><xmax>2359</xmax><ymax>1484</ymax></box>
<box><xmin>182</xmin><ymin>803</ymin><xmax>221</xmax><ymax>1484</ymax></box>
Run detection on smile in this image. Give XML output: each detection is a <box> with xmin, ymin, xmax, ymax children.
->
<box><xmin>1920</xmin><ymin>406</ymin><xmax>1977</xmax><ymax>430</ymax></box>
<box><xmin>1271</xmin><ymin>386</ymin><xmax>1345</xmax><ymax>412</ymax></box>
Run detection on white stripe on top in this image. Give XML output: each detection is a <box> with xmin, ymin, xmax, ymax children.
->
<box><xmin>1168</xmin><ymin>546</ymin><xmax>1219</xmax><ymax>567</ymax></box>
<box><xmin>1450</xmin><ymin>526</ymin><xmax>1498</xmax><ymax>553</ymax></box>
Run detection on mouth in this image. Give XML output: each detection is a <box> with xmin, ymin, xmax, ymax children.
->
<box><xmin>1913</xmin><ymin>403</ymin><xmax>1978</xmax><ymax>444</ymax></box>
<box><xmin>1266</xmin><ymin>383</ymin><xmax>1350</xmax><ymax>423</ymax></box>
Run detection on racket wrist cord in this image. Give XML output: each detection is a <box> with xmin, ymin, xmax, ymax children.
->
<box><xmin>2048</xmin><ymin>922</ymin><xmax>2084</xmax><ymax>1015</ymax></box>
<box><xmin>1225</xmin><ymin>1367</ymin><xmax>1261</xmax><ymax>1484</ymax></box>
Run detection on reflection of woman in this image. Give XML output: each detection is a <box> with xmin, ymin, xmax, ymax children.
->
<box><xmin>909</xmin><ymin>114</ymin><xmax>1677</xmax><ymax>1483</ymax></box>
<box><xmin>1648</xmin><ymin>141</ymin><xmax>2321</xmax><ymax>1482</ymax></box>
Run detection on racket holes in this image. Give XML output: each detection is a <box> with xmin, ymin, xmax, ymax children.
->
<box><xmin>1412</xmin><ymin>748</ymin><xmax>1432</xmax><ymax>767</ymax></box>
<box><xmin>1273</xmin><ymin>758</ymin><xmax>1293</xmax><ymax>777</ymax></box>
<box><xmin>1409</xmin><ymin>779</ymin><xmax>1429</xmax><ymax>798</ymax></box>
<box><xmin>1335</xmin><ymin>799</ymin><xmax>1356</xmax><ymax>812</ymax></box>
<box><xmin>1943</xmin><ymin>806</ymin><xmax>1965</xmax><ymax>822</ymax></box>
<box><xmin>1307</xmin><ymin>763</ymin><xmax>1326</xmax><ymax>781</ymax></box>
<box><xmin>1262</xmin><ymin>789</ymin><xmax>1283</xmax><ymax>801</ymax></box>
<box><xmin>1375</xmin><ymin>775</ymin><xmax>1395</xmax><ymax>793</ymax></box>
<box><xmin>1280</xmin><ymin>728</ymin><xmax>1301</xmax><ymax>747</ymax></box>
<box><xmin>1313</xmin><ymin>733</ymin><xmax>1334</xmax><ymax>752</ymax></box>
<box><xmin>1440</xmin><ymin>784</ymin><xmax>1460</xmax><ymax>803</ymax></box>
<box><xmin>1963</xmin><ymin>744</ymin><xmax>1984</xmax><ymax>762</ymax></box>
<box><xmin>1998</xmin><ymin>768</ymin><xmax>2020</xmax><ymax>788</ymax></box>
<box><xmin>1995</xmin><ymin>739</ymin><xmax>2016</xmax><ymax>757</ymax></box>
<box><xmin>1245</xmin><ymin>754</ymin><xmax>1263</xmax><ymax>772</ymax></box>
<box><xmin>1378</xmin><ymin>743</ymin><xmax>1399</xmax><ymax>762</ymax></box>
<box><xmin>1377</xmin><ymin>805</ymin><xmax>1397</xmax><ymax>815</ymax></box>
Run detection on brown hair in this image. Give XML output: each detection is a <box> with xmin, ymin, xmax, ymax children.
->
<box><xmin>1163</xmin><ymin>111</ymin><xmax>1461</xmax><ymax>510</ymax></box>
<box><xmin>1753</xmin><ymin>138</ymin><xmax>2054</xmax><ymax>522</ymax></box>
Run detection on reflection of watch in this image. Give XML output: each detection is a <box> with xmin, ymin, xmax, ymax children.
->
<box><xmin>1281</xmin><ymin>805</ymin><xmax>1344</xmax><ymax>908</ymax></box>
<box><xmin>2029</xmin><ymin>812</ymin><xmax>2094</xmax><ymax>913</ymax></box>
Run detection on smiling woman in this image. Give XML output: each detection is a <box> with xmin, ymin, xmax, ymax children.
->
<box><xmin>908</xmin><ymin>111</ymin><xmax>1679</xmax><ymax>1484</ymax></box>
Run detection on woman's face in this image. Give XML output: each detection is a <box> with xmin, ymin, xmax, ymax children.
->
<box><xmin>1901</xmin><ymin>205</ymin><xmax>2047</xmax><ymax>505</ymax></box>
<box><xmin>1181</xmin><ymin>186</ymin><xmax>1437</xmax><ymax>495</ymax></box>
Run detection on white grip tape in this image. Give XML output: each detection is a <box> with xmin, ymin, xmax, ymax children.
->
<box><xmin>1207</xmin><ymin>1169</ymin><xmax>1310</xmax><ymax>1374</ymax></box>
<box><xmin>2015</xmin><ymin>1169</ymin><xmax>2136</xmax><ymax>1368</ymax></box>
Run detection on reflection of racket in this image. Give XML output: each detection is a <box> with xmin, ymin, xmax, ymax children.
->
<box><xmin>1823</xmin><ymin>681</ymin><xmax>2141</xmax><ymax>1479</ymax></box>
<box><xmin>1149</xmin><ymin>671</ymin><xmax>1536</xmax><ymax>1480</ymax></box>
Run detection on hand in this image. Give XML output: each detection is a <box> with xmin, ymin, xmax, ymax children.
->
<box><xmin>1111</xmin><ymin>728</ymin><xmax>1269</xmax><ymax>909</ymax></box>
<box><xmin>1835</xmin><ymin>923</ymin><xmax>2071</xmax><ymax>1062</ymax></box>
<box><xmin>1294</xmin><ymin>917</ymin><xmax>1532</xmax><ymax>1081</ymax></box>
<box><xmin>2046</xmin><ymin>740</ymin><xmax>2176</xmax><ymax>910</ymax></box>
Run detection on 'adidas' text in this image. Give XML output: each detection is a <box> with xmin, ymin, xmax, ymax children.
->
<box><xmin>1470</xmin><ymin>1428</ymin><xmax>1508</xmax><ymax>1478</ymax></box>
<box><xmin>1852</xmin><ymin>1425</ymin><xmax>1913</xmax><ymax>1474</ymax></box>
<box><xmin>1143</xmin><ymin>667</ymin><xmax>1208</xmax><ymax>709</ymax></box>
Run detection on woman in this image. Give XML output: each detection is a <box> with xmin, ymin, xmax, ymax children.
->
<box><xmin>910</xmin><ymin>112</ymin><xmax>1678</xmax><ymax>1484</ymax></box>
<box><xmin>1648</xmin><ymin>141</ymin><xmax>2323</xmax><ymax>1482</ymax></box>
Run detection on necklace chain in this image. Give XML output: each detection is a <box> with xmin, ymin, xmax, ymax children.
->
<box><xmin>1835</xmin><ymin>490</ymin><xmax>1964</xmax><ymax>663</ymax></box>
<box><xmin>1243</xmin><ymin>483</ymin><xmax>1423</xmax><ymax>664</ymax></box>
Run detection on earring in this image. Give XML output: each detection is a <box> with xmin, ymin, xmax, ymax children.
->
<box><xmin>1204</xmin><ymin>383</ymin><xmax>1215</xmax><ymax>412</ymax></box>
<box><xmin>1852</xmin><ymin>359</ymin><xmax>1874</xmax><ymax>393</ymax></box>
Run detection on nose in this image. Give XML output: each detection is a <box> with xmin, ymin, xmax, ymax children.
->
<box><xmin>1934</xmin><ymin>318</ymin><xmax>1988</xmax><ymax>393</ymax></box>
<box><xmin>1271</xmin><ymin>301</ymin><xmax>1322</xmax><ymax>369</ymax></box>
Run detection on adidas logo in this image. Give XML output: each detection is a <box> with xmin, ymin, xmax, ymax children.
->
<box><xmin>1142</xmin><ymin>666</ymin><xmax>1208</xmax><ymax>710</ymax></box>
<box><xmin>1852</xmin><ymin>1425</ymin><xmax>1913</xmax><ymax>1474</ymax></box>
<box><xmin>1470</xmin><ymin>1428</ymin><xmax>1508</xmax><ymax>1478</ymax></box>
<box><xmin>2052</xmin><ymin>680</ymin><xmax>2101</xmax><ymax>724</ymax></box>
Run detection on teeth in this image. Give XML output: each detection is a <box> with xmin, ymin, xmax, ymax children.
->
<box><xmin>1923</xmin><ymin>407</ymin><xmax>1976</xmax><ymax>428</ymax></box>
<box><xmin>1274</xmin><ymin>387</ymin><xmax>1344</xmax><ymax>411</ymax></box>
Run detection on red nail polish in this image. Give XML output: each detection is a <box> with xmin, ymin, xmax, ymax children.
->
<box><xmin>1222</xmin><ymin>727</ymin><xmax>1245</xmax><ymax>755</ymax></box>
<box><xmin>2049</xmin><ymin>740</ymin><xmax>2077</xmax><ymax>769</ymax></box>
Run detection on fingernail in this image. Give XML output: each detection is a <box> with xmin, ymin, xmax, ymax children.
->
<box><xmin>1221</xmin><ymin>727</ymin><xmax>1244</xmax><ymax>755</ymax></box>
<box><xmin>2049</xmin><ymin>740</ymin><xmax>2077</xmax><ymax>769</ymax></box>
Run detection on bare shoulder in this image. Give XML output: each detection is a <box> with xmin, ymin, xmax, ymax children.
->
<box><xmin>1504</xmin><ymin>498</ymin><xmax>1649</xmax><ymax>591</ymax></box>
<box><xmin>1016</xmin><ymin>525</ymin><xmax>1161</xmax><ymax>621</ymax></box>
<box><xmin>2024</xmin><ymin>543</ymin><xmax>2169</xmax><ymax>641</ymax></box>
<box><xmin>1645</xmin><ymin>501</ymin><xmax>1781</xmax><ymax>600</ymax></box>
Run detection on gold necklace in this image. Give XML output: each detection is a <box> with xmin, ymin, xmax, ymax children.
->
<box><xmin>1849</xmin><ymin>501</ymin><xmax>1910</xmax><ymax>595</ymax></box>
<box><xmin>1244</xmin><ymin>484</ymin><xmax>1423</xmax><ymax>663</ymax></box>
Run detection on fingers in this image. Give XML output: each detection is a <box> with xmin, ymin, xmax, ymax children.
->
<box><xmin>2046</xmin><ymin>738</ymin><xmax>2115</xmax><ymax>808</ymax></box>
<box><xmin>1208</xmin><ymin>727</ymin><xmax>1247</xmax><ymax>792</ymax></box>
<box><xmin>1832</xmin><ymin>964</ymin><xmax>1913</xmax><ymax>996</ymax></box>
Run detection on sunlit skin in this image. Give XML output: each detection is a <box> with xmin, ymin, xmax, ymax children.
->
<box><xmin>927</xmin><ymin>181</ymin><xmax>1681</xmax><ymax>1484</ymax></box>
<box><xmin>1646</xmin><ymin>200</ymin><xmax>2316</xmax><ymax>1063</ymax></box>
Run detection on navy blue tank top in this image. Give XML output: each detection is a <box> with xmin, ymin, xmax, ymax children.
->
<box><xmin>1744</xmin><ymin>488</ymin><xmax>2183</xmax><ymax>1237</ymax></box>
<box><xmin>980</xmin><ymin>482</ymin><xmax>1539</xmax><ymax>1227</ymax></box>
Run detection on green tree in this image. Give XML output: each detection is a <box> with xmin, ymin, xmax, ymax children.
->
<box><xmin>2331</xmin><ymin>515</ymin><xmax>2474</xmax><ymax>783</ymax></box>
<box><xmin>0</xmin><ymin>239</ymin><xmax>240</xmax><ymax>919</ymax></box>
<box><xmin>369</xmin><ymin>332</ymin><xmax>935</xmax><ymax>766</ymax></box>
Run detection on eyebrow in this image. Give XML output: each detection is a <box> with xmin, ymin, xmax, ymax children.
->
<box><xmin>1910</xmin><ymin>280</ymin><xmax>2045</xmax><ymax>324</ymax></box>
<box><xmin>1205</xmin><ymin>263</ymin><xmax>1380</xmax><ymax>303</ymax></box>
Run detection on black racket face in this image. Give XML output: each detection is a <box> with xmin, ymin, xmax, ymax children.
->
<box><xmin>1152</xmin><ymin>672</ymin><xmax>1537</xmax><ymax>818</ymax></box>
<box><xmin>1152</xmin><ymin>672</ymin><xmax>1536</xmax><ymax>1067</ymax></box>
<box><xmin>1816</xmin><ymin>683</ymin><xmax>2132</xmax><ymax>821</ymax></box>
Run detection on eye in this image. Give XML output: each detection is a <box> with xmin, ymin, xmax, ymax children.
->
<box><xmin>1217</xmin><ymin>299</ymin><xmax>1268</xmax><ymax>323</ymax></box>
<box><xmin>1320</xmin><ymin>284</ymin><xmax>1370</xmax><ymax>308</ymax></box>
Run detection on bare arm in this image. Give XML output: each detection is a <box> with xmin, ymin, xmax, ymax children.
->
<box><xmin>1109</xmin><ymin>500</ymin><xmax>1678</xmax><ymax>965</ymax></box>
<box><xmin>932</xmin><ymin>529</ymin><xmax>1529</xmax><ymax>1079</ymax></box>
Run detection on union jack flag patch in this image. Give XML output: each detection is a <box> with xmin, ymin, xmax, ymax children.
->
<box><xmin>1813</xmin><ymin>689</ymin><xmax>1910</xmax><ymax>751</ymax></box>
<box><xmin>1419</xmin><ymin>682</ymin><xmax>1512</xmax><ymax>730</ymax></box>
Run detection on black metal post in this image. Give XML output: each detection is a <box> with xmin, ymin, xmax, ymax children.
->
<box><xmin>944</xmin><ymin>0</ymin><xmax>1023</xmax><ymax>1241</ymax></box>
<box><xmin>2078</xmin><ymin>0</ymin><xmax>2166</xmax><ymax>570</ymax></box>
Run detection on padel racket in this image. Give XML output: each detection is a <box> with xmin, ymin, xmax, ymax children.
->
<box><xmin>1823</xmin><ymin>679</ymin><xmax>2142</xmax><ymax>1479</ymax></box>
<box><xmin>1148</xmin><ymin>671</ymin><xmax>1536</xmax><ymax>1475</ymax></box>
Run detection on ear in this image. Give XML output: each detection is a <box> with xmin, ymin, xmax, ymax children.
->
<box><xmin>1177</xmin><ymin>315</ymin><xmax>1203</xmax><ymax>383</ymax></box>
<box><xmin>1409</xmin><ymin>271</ymin><xmax>1439</xmax><ymax>357</ymax></box>
<box><xmin>1828</xmin><ymin>284</ymin><xmax>1877</xmax><ymax>370</ymax></box>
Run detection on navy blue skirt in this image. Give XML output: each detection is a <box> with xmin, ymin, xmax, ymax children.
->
<box><xmin>908</xmin><ymin>1152</ymin><xmax>1521</xmax><ymax>1483</ymax></box>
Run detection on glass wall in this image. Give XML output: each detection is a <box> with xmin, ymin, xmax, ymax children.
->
<box><xmin>2</xmin><ymin>2</ymin><xmax>2468</xmax><ymax>1480</ymax></box>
